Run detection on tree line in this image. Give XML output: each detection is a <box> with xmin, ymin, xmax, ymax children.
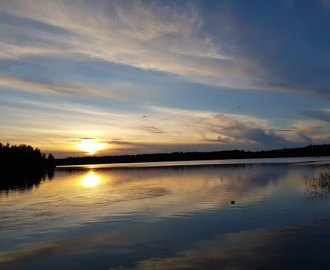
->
<box><xmin>0</xmin><ymin>143</ymin><xmax>55</xmax><ymax>190</ymax></box>
<box><xmin>0</xmin><ymin>143</ymin><xmax>55</xmax><ymax>170</ymax></box>
<box><xmin>56</xmin><ymin>144</ymin><xmax>330</xmax><ymax>166</ymax></box>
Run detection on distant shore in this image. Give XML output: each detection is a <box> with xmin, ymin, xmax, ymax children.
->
<box><xmin>56</xmin><ymin>144</ymin><xmax>330</xmax><ymax>166</ymax></box>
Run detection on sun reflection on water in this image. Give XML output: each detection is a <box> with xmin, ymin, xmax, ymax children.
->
<box><xmin>81</xmin><ymin>171</ymin><xmax>101</xmax><ymax>187</ymax></box>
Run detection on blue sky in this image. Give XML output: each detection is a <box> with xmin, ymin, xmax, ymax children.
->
<box><xmin>0</xmin><ymin>0</ymin><xmax>329</xmax><ymax>157</ymax></box>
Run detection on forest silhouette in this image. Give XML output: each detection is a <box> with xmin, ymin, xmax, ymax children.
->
<box><xmin>57</xmin><ymin>144</ymin><xmax>330</xmax><ymax>166</ymax></box>
<box><xmin>0</xmin><ymin>143</ymin><xmax>55</xmax><ymax>190</ymax></box>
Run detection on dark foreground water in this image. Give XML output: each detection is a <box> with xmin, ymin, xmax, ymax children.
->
<box><xmin>1</xmin><ymin>157</ymin><xmax>330</xmax><ymax>269</ymax></box>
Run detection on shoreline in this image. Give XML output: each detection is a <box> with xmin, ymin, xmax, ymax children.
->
<box><xmin>56</xmin><ymin>156</ymin><xmax>330</xmax><ymax>170</ymax></box>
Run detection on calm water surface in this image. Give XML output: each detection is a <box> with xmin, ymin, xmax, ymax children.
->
<box><xmin>1</xmin><ymin>158</ymin><xmax>330</xmax><ymax>269</ymax></box>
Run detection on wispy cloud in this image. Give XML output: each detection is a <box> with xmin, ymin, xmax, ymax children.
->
<box><xmin>1</xmin><ymin>0</ymin><xmax>325</xmax><ymax>95</ymax></box>
<box><xmin>292</xmin><ymin>121</ymin><xmax>330</xmax><ymax>143</ymax></box>
<box><xmin>300</xmin><ymin>109</ymin><xmax>330</xmax><ymax>123</ymax></box>
<box><xmin>0</xmin><ymin>74</ymin><xmax>121</xmax><ymax>99</ymax></box>
<box><xmin>1</xmin><ymin>89</ymin><xmax>328</xmax><ymax>156</ymax></box>
<box><xmin>149</xmin><ymin>106</ymin><xmax>280</xmax><ymax>146</ymax></box>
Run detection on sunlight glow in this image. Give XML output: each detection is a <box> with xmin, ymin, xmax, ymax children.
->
<box><xmin>76</xmin><ymin>139</ymin><xmax>105</xmax><ymax>155</ymax></box>
<box><xmin>81</xmin><ymin>171</ymin><xmax>101</xmax><ymax>187</ymax></box>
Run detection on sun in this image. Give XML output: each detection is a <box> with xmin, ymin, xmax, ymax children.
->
<box><xmin>76</xmin><ymin>139</ymin><xmax>105</xmax><ymax>155</ymax></box>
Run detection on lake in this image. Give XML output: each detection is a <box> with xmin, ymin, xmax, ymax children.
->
<box><xmin>1</xmin><ymin>157</ymin><xmax>330</xmax><ymax>269</ymax></box>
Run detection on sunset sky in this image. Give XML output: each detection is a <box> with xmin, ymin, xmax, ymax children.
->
<box><xmin>0</xmin><ymin>0</ymin><xmax>330</xmax><ymax>158</ymax></box>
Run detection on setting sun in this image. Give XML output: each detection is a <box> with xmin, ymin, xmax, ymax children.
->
<box><xmin>76</xmin><ymin>139</ymin><xmax>105</xmax><ymax>155</ymax></box>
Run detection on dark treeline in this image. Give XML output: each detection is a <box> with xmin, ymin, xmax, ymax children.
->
<box><xmin>56</xmin><ymin>144</ymin><xmax>330</xmax><ymax>166</ymax></box>
<box><xmin>0</xmin><ymin>143</ymin><xmax>55</xmax><ymax>190</ymax></box>
<box><xmin>0</xmin><ymin>143</ymin><xmax>55</xmax><ymax>170</ymax></box>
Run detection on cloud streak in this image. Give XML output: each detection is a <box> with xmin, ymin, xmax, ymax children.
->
<box><xmin>1</xmin><ymin>0</ymin><xmax>328</xmax><ymax>95</ymax></box>
<box><xmin>0</xmin><ymin>74</ymin><xmax>121</xmax><ymax>99</ymax></box>
<box><xmin>301</xmin><ymin>109</ymin><xmax>330</xmax><ymax>123</ymax></box>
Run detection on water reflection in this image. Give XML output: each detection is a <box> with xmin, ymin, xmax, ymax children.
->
<box><xmin>1</xmin><ymin>161</ymin><xmax>330</xmax><ymax>269</ymax></box>
<box><xmin>56</xmin><ymin>164</ymin><xmax>293</xmax><ymax>219</ymax></box>
<box><xmin>115</xmin><ymin>220</ymin><xmax>330</xmax><ymax>270</ymax></box>
<box><xmin>0</xmin><ymin>168</ymin><xmax>54</xmax><ymax>193</ymax></box>
<box><xmin>81</xmin><ymin>171</ymin><xmax>101</xmax><ymax>187</ymax></box>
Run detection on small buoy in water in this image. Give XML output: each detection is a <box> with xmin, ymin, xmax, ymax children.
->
<box><xmin>231</xmin><ymin>201</ymin><xmax>235</xmax><ymax>204</ymax></box>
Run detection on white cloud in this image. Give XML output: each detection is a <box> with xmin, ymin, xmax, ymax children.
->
<box><xmin>0</xmin><ymin>0</ymin><xmax>328</xmax><ymax>97</ymax></box>
<box><xmin>292</xmin><ymin>121</ymin><xmax>330</xmax><ymax>143</ymax></box>
<box><xmin>0</xmin><ymin>74</ymin><xmax>123</xmax><ymax>99</ymax></box>
<box><xmin>0</xmin><ymin>0</ymin><xmax>266</xmax><ymax>90</ymax></box>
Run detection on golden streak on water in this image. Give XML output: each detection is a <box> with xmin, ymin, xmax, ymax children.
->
<box><xmin>81</xmin><ymin>171</ymin><xmax>101</xmax><ymax>187</ymax></box>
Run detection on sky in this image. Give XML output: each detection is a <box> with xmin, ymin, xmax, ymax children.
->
<box><xmin>0</xmin><ymin>0</ymin><xmax>330</xmax><ymax>158</ymax></box>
